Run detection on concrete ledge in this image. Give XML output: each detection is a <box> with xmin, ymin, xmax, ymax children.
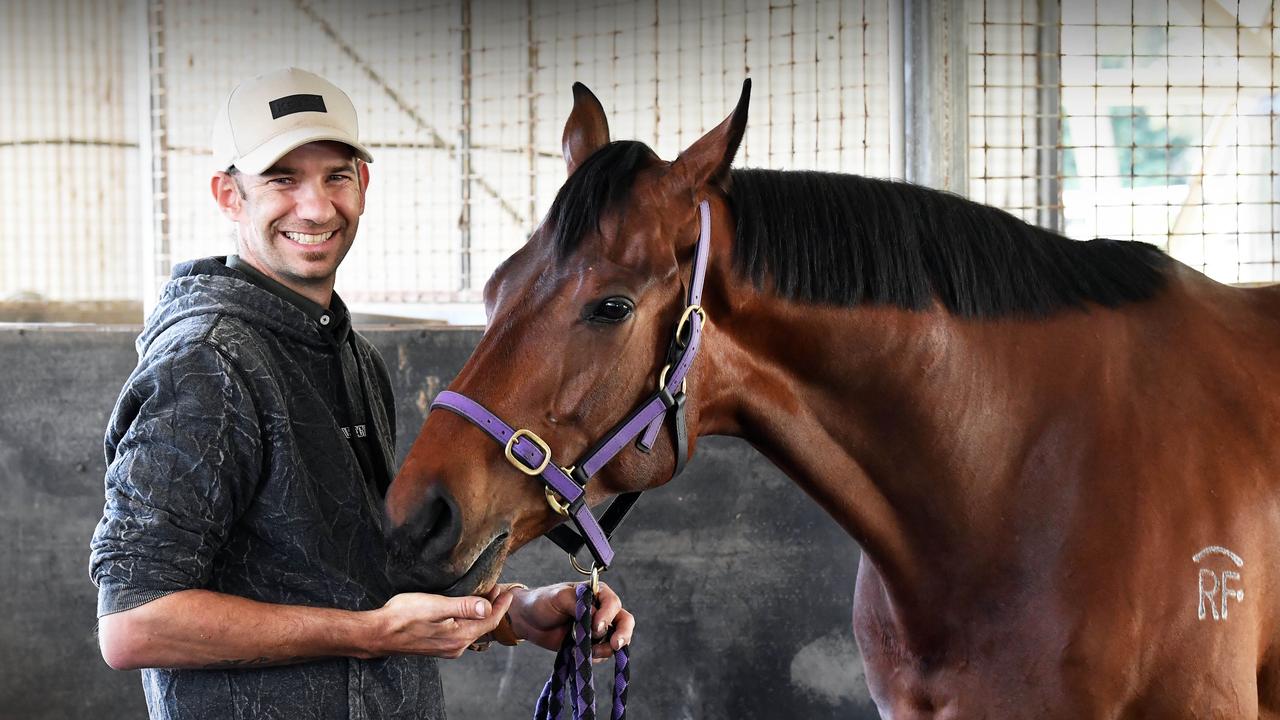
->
<box><xmin>0</xmin><ymin>326</ymin><xmax>874</xmax><ymax>719</ymax></box>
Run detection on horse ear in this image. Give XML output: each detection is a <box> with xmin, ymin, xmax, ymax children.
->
<box><xmin>670</xmin><ymin>79</ymin><xmax>751</xmax><ymax>192</ymax></box>
<box><xmin>562</xmin><ymin>82</ymin><xmax>610</xmax><ymax>176</ymax></box>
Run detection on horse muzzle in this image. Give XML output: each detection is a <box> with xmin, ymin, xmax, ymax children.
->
<box><xmin>384</xmin><ymin>483</ymin><xmax>476</xmax><ymax>593</ymax></box>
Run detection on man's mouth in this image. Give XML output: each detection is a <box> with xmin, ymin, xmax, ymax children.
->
<box><xmin>281</xmin><ymin>230</ymin><xmax>336</xmax><ymax>246</ymax></box>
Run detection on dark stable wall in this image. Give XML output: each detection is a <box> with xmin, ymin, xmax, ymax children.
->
<box><xmin>0</xmin><ymin>325</ymin><xmax>876</xmax><ymax>719</ymax></box>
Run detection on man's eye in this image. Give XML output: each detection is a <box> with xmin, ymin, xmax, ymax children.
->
<box><xmin>588</xmin><ymin>297</ymin><xmax>634</xmax><ymax>324</ymax></box>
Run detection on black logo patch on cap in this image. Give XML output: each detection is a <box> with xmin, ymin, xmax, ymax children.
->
<box><xmin>270</xmin><ymin>94</ymin><xmax>327</xmax><ymax>119</ymax></box>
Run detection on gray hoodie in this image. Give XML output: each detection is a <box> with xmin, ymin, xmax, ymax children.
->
<box><xmin>89</xmin><ymin>257</ymin><xmax>444</xmax><ymax>719</ymax></box>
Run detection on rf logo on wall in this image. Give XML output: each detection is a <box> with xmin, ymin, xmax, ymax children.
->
<box><xmin>1193</xmin><ymin>546</ymin><xmax>1244</xmax><ymax>621</ymax></box>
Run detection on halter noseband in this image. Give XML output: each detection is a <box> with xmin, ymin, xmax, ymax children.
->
<box><xmin>430</xmin><ymin>199</ymin><xmax>713</xmax><ymax>572</ymax></box>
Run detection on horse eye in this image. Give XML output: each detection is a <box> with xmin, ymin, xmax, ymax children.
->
<box><xmin>588</xmin><ymin>297</ymin><xmax>634</xmax><ymax>324</ymax></box>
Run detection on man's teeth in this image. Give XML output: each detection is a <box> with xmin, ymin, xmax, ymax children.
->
<box><xmin>283</xmin><ymin>230</ymin><xmax>334</xmax><ymax>245</ymax></box>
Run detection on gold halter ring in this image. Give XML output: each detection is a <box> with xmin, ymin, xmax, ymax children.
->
<box><xmin>674</xmin><ymin>304</ymin><xmax>707</xmax><ymax>347</ymax></box>
<box><xmin>657</xmin><ymin>363</ymin><xmax>688</xmax><ymax>395</ymax></box>
<box><xmin>544</xmin><ymin>471</ymin><xmax>574</xmax><ymax>517</ymax></box>
<box><xmin>569</xmin><ymin>555</ymin><xmax>601</xmax><ymax>594</ymax></box>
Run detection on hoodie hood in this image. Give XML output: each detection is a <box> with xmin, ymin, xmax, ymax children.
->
<box><xmin>138</xmin><ymin>257</ymin><xmax>335</xmax><ymax>355</ymax></box>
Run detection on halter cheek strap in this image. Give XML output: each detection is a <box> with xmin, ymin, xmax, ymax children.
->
<box><xmin>429</xmin><ymin>200</ymin><xmax>714</xmax><ymax>571</ymax></box>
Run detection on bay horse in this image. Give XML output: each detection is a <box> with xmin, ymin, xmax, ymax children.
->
<box><xmin>385</xmin><ymin>80</ymin><xmax>1280</xmax><ymax>717</ymax></box>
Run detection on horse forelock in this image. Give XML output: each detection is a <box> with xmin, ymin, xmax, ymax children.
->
<box><xmin>726</xmin><ymin>169</ymin><xmax>1173</xmax><ymax>319</ymax></box>
<box><xmin>548</xmin><ymin>140</ymin><xmax>660</xmax><ymax>260</ymax></box>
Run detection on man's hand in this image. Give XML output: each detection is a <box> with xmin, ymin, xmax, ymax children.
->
<box><xmin>372</xmin><ymin>590</ymin><xmax>516</xmax><ymax>658</ymax></box>
<box><xmin>502</xmin><ymin>582</ymin><xmax>634</xmax><ymax>659</ymax></box>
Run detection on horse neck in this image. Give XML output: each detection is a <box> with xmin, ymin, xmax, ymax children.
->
<box><xmin>696</xmin><ymin>267</ymin><xmax>1074</xmax><ymax>620</ymax></box>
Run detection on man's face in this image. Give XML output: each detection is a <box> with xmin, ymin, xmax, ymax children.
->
<box><xmin>212</xmin><ymin>141</ymin><xmax>369</xmax><ymax>295</ymax></box>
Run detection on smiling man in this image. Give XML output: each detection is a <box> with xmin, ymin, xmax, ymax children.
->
<box><xmin>219</xmin><ymin>139</ymin><xmax>364</xmax><ymax>298</ymax></box>
<box><xmin>89</xmin><ymin>68</ymin><xmax>632</xmax><ymax>720</ymax></box>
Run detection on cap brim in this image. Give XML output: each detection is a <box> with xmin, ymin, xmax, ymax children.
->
<box><xmin>232</xmin><ymin>125</ymin><xmax>374</xmax><ymax>175</ymax></box>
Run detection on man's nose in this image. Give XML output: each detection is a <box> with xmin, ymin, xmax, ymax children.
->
<box><xmin>294</xmin><ymin>181</ymin><xmax>338</xmax><ymax>224</ymax></box>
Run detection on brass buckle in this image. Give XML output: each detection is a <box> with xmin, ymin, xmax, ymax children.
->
<box><xmin>504</xmin><ymin>428</ymin><xmax>551</xmax><ymax>476</ymax></box>
<box><xmin>674</xmin><ymin>304</ymin><xmax>707</xmax><ymax>347</ymax></box>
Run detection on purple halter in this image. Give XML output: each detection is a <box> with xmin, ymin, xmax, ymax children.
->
<box><xmin>430</xmin><ymin>199</ymin><xmax>713</xmax><ymax>571</ymax></box>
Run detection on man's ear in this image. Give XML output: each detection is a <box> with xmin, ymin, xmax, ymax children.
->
<box><xmin>358</xmin><ymin>161</ymin><xmax>370</xmax><ymax>214</ymax></box>
<box><xmin>562</xmin><ymin>82</ymin><xmax>610</xmax><ymax>176</ymax></box>
<box><xmin>669</xmin><ymin>79</ymin><xmax>751</xmax><ymax>194</ymax></box>
<box><xmin>211</xmin><ymin>171</ymin><xmax>244</xmax><ymax>222</ymax></box>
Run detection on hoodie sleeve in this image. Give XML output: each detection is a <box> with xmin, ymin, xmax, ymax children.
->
<box><xmin>89</xmin><ymin>339</ymin><xmax>263</xmax><ymax>616</ymax></box>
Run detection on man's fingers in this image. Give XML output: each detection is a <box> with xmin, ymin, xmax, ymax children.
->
<box><xmin>592</xmin><ymin>582</ymin><xmax>623</xmax><ymax>638</ymax></box>
<box><xmin>591</xmin><ymin>609</ymin><xmax>634</xmax><ymax>659</ymax></box>
<box><xmin>491</xmin><ymin>588</ymin><xmax>515</xmax><ymax>619</ymax></box>
<box><xmin>589</xmin><ymin>582</ymin><xmax>633</xmax><ymax>658</ymax></box>
<box><xmin>611</xmin><ymin>609</ymin><xmax>634</xmax><ymax>649</ymax></box>
<box><xmin>378</xmin><ymin>591</ymin><xmax>522</xmax><ymax>656</ymax></box>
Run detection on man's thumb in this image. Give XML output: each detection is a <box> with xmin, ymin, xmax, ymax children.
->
<box><xmin>456</xmin><ymin>596</ymin><xmax>490</xmax><ymax>620</ymax></box>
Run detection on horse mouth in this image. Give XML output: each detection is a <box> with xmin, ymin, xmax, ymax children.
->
<box><xmin>438</xmin><ymin>533</ymin><xmax>510</xmax><ymax>597</ymax></box>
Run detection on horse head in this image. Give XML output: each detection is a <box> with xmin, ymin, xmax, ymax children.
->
<box><xmin>385</xmin><ymin>81</ymin><xmax>751</xmax><ymax>594</ymax></box>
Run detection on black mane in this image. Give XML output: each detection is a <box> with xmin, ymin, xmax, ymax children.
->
<box><xmin>729</xmin><ymin>169</ymin><xmax>1171</xmax><ymax>317</ymax></box>
<box><xmin>549</xmin><ymin>142</ymin><xmax>1171</xmax><ymax>318</ymax></box>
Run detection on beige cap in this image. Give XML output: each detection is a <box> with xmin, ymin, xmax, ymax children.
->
<box><xmin>211</xmin><ymin>67</ymin><xmax>373</xmax><ymax>175</ymax></box>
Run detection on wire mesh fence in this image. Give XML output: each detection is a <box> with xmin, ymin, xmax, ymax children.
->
<box><xmin>0</xmin><ymin>0</ymin><xmax>142</xmax><ymax>305</ymax></box>
<box><xmin>2</xmin><ymin>0</ymin><xmax>1277</xmax><ymax>319</ymax></box>
<box><xmin>968</xmin><ymin>0</ymin><xmax>1280</xmax><ymax>283</ymax></box>
<box><xmin>0</xmin><ymin>0</ymin><xmax>895</xmax><ymax>319</ymax></box>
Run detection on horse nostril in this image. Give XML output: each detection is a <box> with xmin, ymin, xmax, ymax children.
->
<box><xmin>388</xmin><ymin>483</ymin><xmax>461</xmax><ymax>567</ymax></box>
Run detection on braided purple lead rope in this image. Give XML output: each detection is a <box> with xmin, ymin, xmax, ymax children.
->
<box><xmin>534</xmin><ymin>582</ymin><xmax>630</xmax><ymax>720</ymax></box>
<box><xmin>570</xmin><ymin>585</ymin><xmax>595</xmax><ymax>717</ymax></box>
<box><xmin>612</xmin><ymin>637</ymin><xmax>629</xmax><ymax>720</ymax></box>
<box><xmin>534</xmin><ymin>633</ymin><xmax>569</xmax><ymax>719</ymax></box>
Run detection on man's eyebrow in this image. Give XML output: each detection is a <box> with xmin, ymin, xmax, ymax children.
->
<box><xmin>258</xmin><ymin>162</ymin><xmax>357</xmax><ymax>178</ymax></box>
